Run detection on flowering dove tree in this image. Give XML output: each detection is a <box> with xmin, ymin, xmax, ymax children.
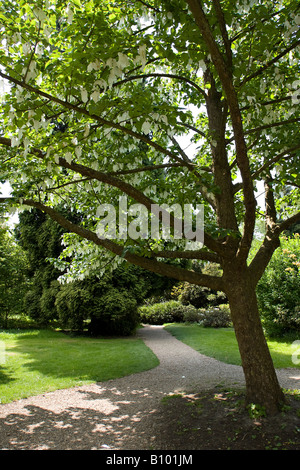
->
<box><xmin>0</xmin><ymin>0</ymin><xmax>299</xmax><ymax>414</ymax></box>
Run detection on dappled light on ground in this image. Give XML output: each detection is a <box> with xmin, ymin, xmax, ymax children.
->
<box><xmin>0</xmin><ymin>326</ymin><xmax>299</xmax><ymax>450</ymax></box>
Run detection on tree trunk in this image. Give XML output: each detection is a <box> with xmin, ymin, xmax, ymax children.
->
<box><xmin>225</xmin><ymin>269</ymin><xmax>285</xmax><ymax>415</ymax></box>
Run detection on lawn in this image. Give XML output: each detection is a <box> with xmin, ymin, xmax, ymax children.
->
<box><xmin>0</xmin><ymin>328</ymin><xmax>159</xmax><ymax>404</ymax></box>
<box><xmin>165</xmin><ymin>324</ymin><xmax>300</xmax><ymax>369</ymax></box>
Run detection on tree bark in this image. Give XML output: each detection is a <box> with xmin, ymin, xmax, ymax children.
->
<box><xmin>224</xmin><ymin>266</ymin><xmax>285</xmax><ymax>415</ymax></box>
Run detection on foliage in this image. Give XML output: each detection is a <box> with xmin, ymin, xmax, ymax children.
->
<box><xmin>198</xmin><ymin>304</ymin><xmax>232</xmax><ymax>328</ymax></box>
<box><xmin>256</xmin><ymin>235</ymin><xmax>300</xmax><ymax>337</ymax></box>
<box><xmin>15</xmin><ymin>209</ymin><xmax>66</xmax><ymax>323</ymax></box>
<box><xmin>139</xmin><ymin>300</ymin><xmax>186</xmax><ymax>324</ymax></box>
<box><xmin>0</xmin><ymin>225</ymin><xmax>29</xmax><ymax>327</ymax></box>
<box><xmin>139</xmin><ymin>294</ymin><xmax>231</xmax><ymax>325</ymax></box>
<box><xmin>0</xmin><ymin>0</ymin><xmax>298</xmax><ymax>284</ymax></box>
<box><xmin>171</xmin><ymin>263</ymin><xmax>227</xmax><ymax>308</ymax></box>
<box><xmin>88</xmin><ymin>288</ymin><xmax>139</xmax><ymax>336</ymax></box>
<box><xmin>177</xmin><ymin>282</ymin><xmax>227</xmax><ymax>308</ymax></box>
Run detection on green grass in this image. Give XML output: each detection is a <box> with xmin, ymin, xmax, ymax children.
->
<box><xmin>165</xmin><ymin>324</ymin><xmax>300</xmax><ymax>369</ymax></box>
<box><xmin>0</xmin><ymin>328</ymin><xmax>159</xmax><ymax>404</ymax></box>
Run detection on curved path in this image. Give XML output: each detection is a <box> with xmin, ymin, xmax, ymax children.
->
<box><xmin>0</xmin><ymin>325</ymin><xmax>299</xmax><ymax>450</ymax></box>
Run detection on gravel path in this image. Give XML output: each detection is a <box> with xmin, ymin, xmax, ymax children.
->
<box><xmin>0</xmin><ymin>325</ymin><xmax>299</xmax><ymax>450</ymax></box>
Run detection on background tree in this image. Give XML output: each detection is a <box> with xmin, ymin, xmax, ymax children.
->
<box><xmin>0</xmin><ymin>225</ymin><xmax>28</xmax><ymax>327</ymax></box>
<box><xmin>0</xmin><ymin>0</ymin><xmax>299</xmax><ymax>413</ymax></box>
<box><xmin>256</xmin><ymin>234</ymin><xmax>300</xmax><ymax>338</ymax></box>
<box><xmin>15</xmin><ymin>208</ymin><xmax>64</xmax><ymax>324</ymax></box>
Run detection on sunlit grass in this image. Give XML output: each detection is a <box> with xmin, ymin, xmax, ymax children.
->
<box><xmin>165</xmin><ymin>324</ymin><xmax>300</xmax><ymax>369</ymax></box>
<box><xmin>0</xmin><ymin>328</ymin><xmax>159</xmax><ymax>404</ymax></box>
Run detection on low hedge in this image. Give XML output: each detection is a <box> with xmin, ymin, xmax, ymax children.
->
<box><xmin>139</xmin><ymin>300</ymin><xmax>232</xmax><ymax>327</ymax></box>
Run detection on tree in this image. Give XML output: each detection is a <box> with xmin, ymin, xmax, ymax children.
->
<box><xmin>14</xmin><ymin>208</ymin><xmax>67</xmax><ymax>324</ymax></box>
<box><xmin>0</xmin><ymin>225</ymin><xmax>28</xmax><ymax>327</ymax></box>
<box><xmin>0</xmin><ymin>0</ymin><xmax>299</xmax><ymax>414</ymax></box>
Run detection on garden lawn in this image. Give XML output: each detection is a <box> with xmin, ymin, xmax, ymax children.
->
<box><xmin>0</xmin><ymin>328</ymin><xmax>159</xmax><ymax>404</ymax></box>
<box><xmin>165</xmin><ymin>324</ymin><xmax>300</xmax><ymax>369</ymax></box>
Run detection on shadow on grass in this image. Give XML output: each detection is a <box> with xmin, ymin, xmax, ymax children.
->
<box><xmin>0</xmin><ymin>329</ymin><xmax>159</xmax><ymax>402</ymax></box>
<box><xmin>0</xmin><ymin>366</ymin><xmax>14</xmax><ymax>386</ymax></box>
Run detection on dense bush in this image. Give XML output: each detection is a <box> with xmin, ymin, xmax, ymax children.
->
<box><xmin>138</xmin><ymin>300</ymin><xmax>185</xmax><ymax>325</ymax></box>
<box><xmin>172</xmin><ymin>264</ymin><xmax>227</xmax><ymax>309</ymax></box>
<box><xmin>55</xmin><ymin>281</ymin><xmax>91</xmax><ymax>331</ymax></box>
<box><xmin>88</xmin><ymin>289</ymin><xmax>139</xmax><ymax>336</ymax></box>
<box><xmin>256</xmin><ymin>235</ymin><xmax>300</xmax><ymax>337</ymax></box>
<box><xmin>198</xmin><ymin>305</ymin><xmax>232</xmax><ymax>328</ymax></box>
<box><xmin>138</xmin><ymin>299</ymin><xmax>232</xmax><ymax>327</ymax></box>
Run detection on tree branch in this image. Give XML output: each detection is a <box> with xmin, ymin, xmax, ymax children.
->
<box><xmin>248</xmin><ymin>210</ymin><xmax>300</xmax><ymax>285</ymax></box>
<box><xmin>152</xmin><ymin>248</ymin><xmax>221</xmax><ymax>263</ymax></box>
<box><xmin>264</xmin><ymin>174</ymin><xmax>277</xmax><ymax>231</ymax></box>
<box><xmin>109</xmin><ymin>162</ymin><xmax>185</xmax><ymax>176</ymax></box>
<box><xmin>252</xmin><ymin>144</ymin><xmax>300</xmax><ymax>179</ymax></box>
<box><xmin>135</xmin><ymin>0</ymin><xmax>160</xmax><ymax>13</ymax></box>
<box><xmin>186</xmin><ymin>0</ymin><xmax>256</xmax><ymax>262</ymax></box>
<box><xmin>0</xmin><ymin>134</ymin><xmax>228</xmax><ymax>256</ymax></box>
<box><xmin>0</xmin><ymin>70</ymin><xmax>185</xmax><ymax>166</ymax></box>
<box><xmin>276</xmin><ymin>211</ymin><xmax>300</xmax><ymax>235</ymax></box>
<box><xmin>240</xmin><ymin>39</ymin><xmax>300</xmax><ymax>87</ymax></box>
<box><xmin>21</xmin><ymin>198</ymin><xmax>225</xmax><ymax>290</ymax></box>
<box><xmin>246</xmin><ymin>117</ymin><xmax>300</xmax><ymax>136</ymax></box>
<box><xmin>212</xmin><ymin>0</ymin><xmax>232</xmax><ymax>69</ymax></box>
<box><xmin>115</xmin><ymin>72</ymin><xmax>207</xmax><ymax>99</ymax></box>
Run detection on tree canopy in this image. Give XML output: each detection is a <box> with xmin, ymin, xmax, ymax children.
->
<box><xmin>0</xmin><ymin>0</ymin><xmax>298</xmax><ymax>285</ymax></box>
<box><xmin>0</xmin><ymin>0</ymin><xmax>299</xmax><ymax>413</ymax></box>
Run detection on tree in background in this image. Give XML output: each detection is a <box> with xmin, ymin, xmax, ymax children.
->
<box><xmin>15</xmin><ymin>209</ymin><xmax>64</xmax><ymax>324</ymax></box>
<box><xmin>257</xmin><ymin>235</ymin><xmax>300</xmax><ymax>338</ymax></box>
<box><xmin>0</xmin><ymin>225</ymin><xmax>28</xmax><ymax>327</ymax></box>
<box><xmin>0</xmin><ymin>0</ymin><xmax>299</xmax><ymax>413</ymax></box>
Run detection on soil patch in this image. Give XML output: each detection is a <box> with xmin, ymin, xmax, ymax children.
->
<box><xmin>151</xmin><ymin>388</ymin><xmax>300</xmax><ymax>450</ymax></box>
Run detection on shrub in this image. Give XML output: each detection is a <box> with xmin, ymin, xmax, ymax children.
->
<box><xmin>55</xmin><ymin>281</ymin><xmax>91</xmax><ymax>331</ymax></box>
<box><xmin>256</xmin><ymin>235</ymin><xmax>300</xmax><ymax>337</ymax></box>
<box><xmin>40</xmin><ymin>281</ymin><xmax>60</xmax><ymax>322</ymax></box>
<box><xmin>173</xmin><ymin>303</ymin><xmax>202</xmax><ymax>323</ymax></box>
<box><xmin>88</xmin><ymin>288</ymin><xmax>139</xmax><ymax>336</ymax></box>
<box><xmin>198</xmin><ymin>305</ymin><xmax>232</xmax><ymax>328</ymax></box>
<box><xmin>176</xmin><ymin>282</ymin><xmax>227</xmax><ymax>309</ymax></box>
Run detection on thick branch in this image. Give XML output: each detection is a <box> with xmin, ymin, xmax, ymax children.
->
<box><xmin>186</xmin><ymin>0</ymin><xmax>256</xmax><ymax>262</ymax></box>
<box><xmin>152</xmin><ymin>249</ymin><xmax>221</xmax><ymax>263</ymax></box>
<box><xmin>248</xmin><ymin>231</ymin><xmax>280</xmax><ymax>286</ymax></box>
<box><xmin>249</xmin><ymin>211</ymin><xmax>300</xmax><ymax>285</ymax></box>
<box><xmin>212</xmin><ymin>0</ymin><xmax>232</xmax><ymax>69</ymax></box>
<box><xmin>0</xmin><ymin>135</ymin><xmax>227</xmax><ymax>256</ymax></box>
<box><xmin>22</xmin><ymin>198</ymin><xmax>225</xmax><ymax>291</ymax></box>
<box><xmin>276</xmin><ymin>211</ymin><xmax>300</xmax><ymax>234</ymax></box>
<box><xmin>264</xmin><ymin>174</ymin><xmax>277</xmax><ymax>230</ymax></box>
